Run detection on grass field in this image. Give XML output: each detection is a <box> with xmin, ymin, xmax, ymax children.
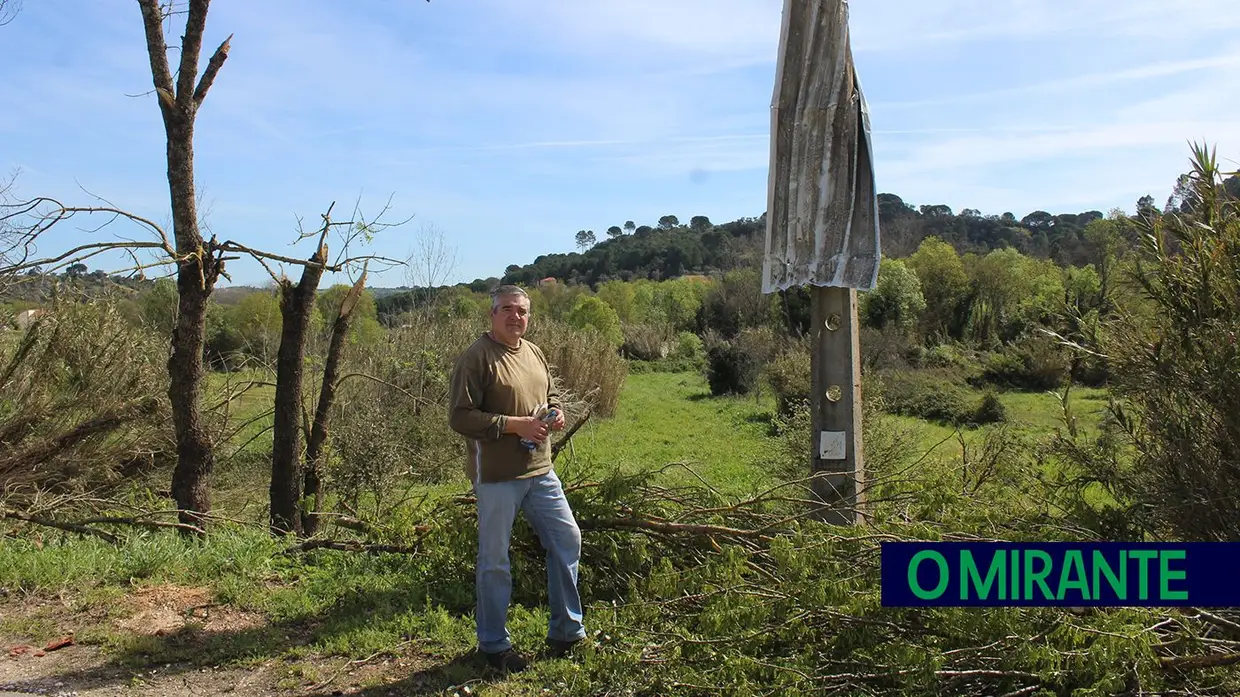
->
<box><xmin>885</xmin><ymin>382</ymin><xmax>1111</xmax><ymax>460</ymax></box>
<box><xmin>561</xmin><ymin>371</ymin><xmax>782</xmax><ymax>494</ymax></box>
<box><xmin>200</xmin><ymin>369</ymin><xmax>1114</xmax><ymax>517</ymax></box>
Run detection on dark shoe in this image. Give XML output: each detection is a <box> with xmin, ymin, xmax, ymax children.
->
<box><xmin>544</xmin><ymin>637</ymin><xmax>584</xmax><ymax>658</ymax></box>
<box><xmin>483</xmin><ymin>647</ymin><xmax>528</xmax><ymax>673</ymax></box>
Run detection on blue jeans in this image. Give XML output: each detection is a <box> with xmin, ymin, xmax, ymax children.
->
<box><xmin>474</xmin><ymin>470</ymin><xmax>586</xmax><ymax>653</ymax></box>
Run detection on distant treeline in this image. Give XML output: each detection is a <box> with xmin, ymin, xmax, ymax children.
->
<box><xmin>495</xmin><ymin>173</ymin><xmax>1240</xmax><ymax>289</ymax></box>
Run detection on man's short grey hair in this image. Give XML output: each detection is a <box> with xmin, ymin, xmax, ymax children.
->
<box><xmin>490</xmin><ymin>284</ymin><xmax>530</xmax><ymax>310</ymax></box>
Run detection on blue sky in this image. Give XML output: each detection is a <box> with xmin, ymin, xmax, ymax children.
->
<box><xmin>2</xmin><ymin>0</ymin><xmax>1238</xmax><ymax>289</ymax></box>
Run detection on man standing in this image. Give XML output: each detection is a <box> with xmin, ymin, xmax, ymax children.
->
<box><xmin>448</xmin><ymin>285</ymin><xmax>586</xmax><ymax>672</ymax></box>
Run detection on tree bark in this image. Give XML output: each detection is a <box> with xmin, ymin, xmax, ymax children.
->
<box><xmin>168</xmin><ymin>251</ymin><xmax>215</xmax><ymax>527</ymax></box>
<box><xmin>137</xmin><ymin>0</ymin><xmax>231</xmax><ymax>528</ymax></box>
<box><xmin>301</xmin><ymin>271</ymin><xmax>367</xmax><ymax>536</ymax></box>
<box><xmin>269</xmin><ymin>243</ymin><xmax>328</xmax><ymax>536</ymax></box>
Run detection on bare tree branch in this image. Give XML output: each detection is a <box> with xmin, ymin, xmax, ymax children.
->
<box><xmin>404</xmin><ymin>221</ymin><xmax>459</xmax><ymax>315</ymax></box>
<box><xmin>0</xmin><ymin>0</ymin><xmax>23</xmax><ymax>27</ymax></box>
<box><xmin>551</xmin><ymin>409</ymin><xmax>591</xmax><ymax>462</ymax></box>
<box><xmin>315</xmin><ymin>201</ymin><xmax>336</xmax><ymax>251</ymax></box>
<box><xmin>194</xmin><ymin>33</ymin><xmax>232</xmax><ymax>105</ymax></box>
<box><xmin>111</xmin><ymin>254</ymin><xmax>180</xmax><ymax>280</ymax></box>
<box><xmin>248</xmin><ymin>250</ymin><xmax>282</xmax><ymax>285</ymax></box>
<box><xmin>1</xmin><ymin>508</ymin><xmax>122</xmax><ymax>544</ymax></box>
<box><xmin>1</xmin><ymin>197</ymin><xmax>176</xmax><ymax>255</ymax></box>
<box><xmin>2</xmin><ymin>240</ymin><xmax>168</xmax><ymax>276</ymax></box>
<box><xmin>217</xmin><ymin>241</ymin><xmax>337</xmax><ymax>271</ymax></box>
<box><xmin>217</xmin><ymin>244</ymin><xmax>405</xmax><ymax>279</ymax></box>
<box><xmin>284</xmin><ymin>538</ymin><xmax>426</xmax><ymax>556</ymax></box>
<box><xmin>175</xmin><ymin>0</ymin><xmax>210</xmax><ymax>104</ymax></box>
<box><xmin>136</xmin><ymin>0</ymin><xmax>176</xmax><ymax>110</ymax></box>
<box><xmin>333</xmin><ymin>372</ymin><xmax>439</xmax><ymax>410</ymax></box>
<box><xmin>0</xmin><ymin>169</ymin><xmax>26</xmax><ymax>293</ymax></box>
<box><xmin>76</xmin><ymin>515</ymin><xmax>205</xmax><ymax>536</ymax></box>
<box><xmin>0</xmin><ymin>196</ymin><xmax>184</xmax><ymax>287</ymax></box>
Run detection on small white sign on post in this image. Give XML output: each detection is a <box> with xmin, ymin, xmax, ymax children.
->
<box><xmin>819</xmin><ymin>431</ymin><xmax>846</xmax><ymax>460</ymax></box>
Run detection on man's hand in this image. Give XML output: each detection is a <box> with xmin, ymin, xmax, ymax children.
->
<box><xmin>508</xmin><ymin>416</ymin><xmax>549</xmax><ymax>443</ymax></box>
<box><xmin>549</xmin><ymin>409</ymin><xmax>566</xmax><ymax>431</ymax></box>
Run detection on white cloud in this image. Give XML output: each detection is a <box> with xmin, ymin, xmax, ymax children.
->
<box><xmin>883</xmin><ymin>120</ymin><xmax>1239</xmax><ymax>177</ymax></box>
<box><xmin>595</xmin><ymin>136</ymin><xmax>771</xmax><ymax>177</ymax></box>
<box><xmin>482</xmin><ymin>0</ymin><xmax>780</xmax><ymax>65</ymax></box>
<box><xmin>850</xmin><ymin>0</ymin><xmax>1240</xmax><ymax>52</ymax></box>
<box><xmin>871</xmin><ymin>53</ymin><xmax>1240</xmax><ymax>110</ymax></box>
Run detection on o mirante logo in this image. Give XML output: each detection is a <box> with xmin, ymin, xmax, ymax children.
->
<box><xmin>881</xmin><ymin>542</ymin><xmax>1240</xmax><ymax>607</ymax></box>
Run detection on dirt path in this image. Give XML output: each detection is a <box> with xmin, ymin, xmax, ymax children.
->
<box><xmin>1</xmin><ymin>641</ymin><xmax>287</xmax><ymax>696</ymax></box>
<box><xmin>1</xmin><ymin>637</ymin><xmax>484</xmax><ymax>697</ymax></box>
<box><xmin>0</xmin><ymin>587</ymin><xmax>514</xmax><ymax>697</ymax></box>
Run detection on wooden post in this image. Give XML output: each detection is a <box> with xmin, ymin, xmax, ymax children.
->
<box><xmin>810</xmin><ymin>284</ymin><xmax>864</xmax><ymax>524</ymax></box>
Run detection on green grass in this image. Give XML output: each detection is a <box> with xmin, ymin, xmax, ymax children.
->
<box><xmin>561</xmin><ymin>371</ymin><xmax>781</xmax><ymax>494</ymax></box>
<box><xmin>207</xmin><ymin>369</ymin><xmax>277</xmax><ymax>452</ymax></box>
<box><xmin>202</xmin><ymin>370</ymin><xmax>277</xmax><ymax>517</ymax></box>
<box><xmin>889</xmin><ymin>384</ymin><xmax>1112</xmax><ymax>462</ymax></box>
<box><xmin>183</xmin><ymin>368</ymin><xmax>1119</xmax><ymax>527</ymax></box>
<box><xmin>1000</xmin><ymin>384</ymin><xmax>1109</xmax><ymax>433</ymax></box>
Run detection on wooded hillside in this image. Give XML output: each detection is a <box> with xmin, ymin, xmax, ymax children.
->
<box><xmin>493</xmin><ymin>178</ymin><xmax>1237</xmax><ymax>288</ymax></box>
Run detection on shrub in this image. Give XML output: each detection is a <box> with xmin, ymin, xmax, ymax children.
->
<box><xmin>763</xmin><ymin>346</ymin><xmax>810</xmax><ymax>417</ymax></box>
<box><xmin>672</xmin><ymin>331</ymin><xmax>704</xmax><ymax>363</ymax></box>
<box><xmin>1091</xmin><ymin>145</ymin><xmax>1240</xmax><ymax>540</ymax></box>
<box><xmin>696</xmin><ymin>268</ymin><xmax>767</xmax><ymax>338</ymax></box>
<box><xmin>978</xmin><ymin>333</ymin><xmax>1069</xmax><ymax>390</ymax></box>
<box><xmin>860</xmin><ymin>258</ymin><xmax>926</xmax><ymax>333</ymax></box>
<box><xmin>0</xmin><ymin>296</ymin><xmax>173</xmax><ymax>497</ymax></box>
<box><xmin>907</xmin><ymin>342</ymin><xmax>968</xmax><ymax>370</ymax></box>
<box><xmin>859</xmin><ymin>326</ymin><xmax>913</xmax><ymax>372</ymax></box>
<box><xmin>620</xmin><ymin>323</ymin><xmax>670</xmax><ymax>361</ymax></box>
<box><xmin>330</xmin><ymin>397</ymin><xmax>427</xmax><ymax>516</ymax></box>
<box><xmin>527</xmin><ymin>318</ymin><xmax>627</xmax><ymax>417</ymax></box>
<box><xmin>705</xmin><ymin>341</ymin><xmax>760</xmax><ymax>396</ymax></box>
<box><xmin>972</xmin><ymin>392</ymin><xmax>1007</xmax><ymax>425</ymax></box>
<box><xmin>878</xmin><ymin>369</ymin><xmax>974</xmax><ymax>424</ymax></box>
<box><xmin>734</xmin><ymin>325</ymin><xmax>782</xmax><ymax>367</ymax></box>
<box><xmin>769</xmin><ymin>396</ymin><xmax>813</xmax><ymax>481</ymax></box>
<box><xmin>626</xmin><ymin>359</ymin><xmax>656</xmax><ymax>375</ymax></box>
<box><xmin>621</xmin><ymin>331</ymin><xmax>707</xmax><ymax>375</ymax></box>
<box><xmin>978</xmin><ymin>350</ymin><xmax>1025</xmax><ymax>386</ymax></box>
<box><xmin>564</xmin><ymin>295</ymin><xmax>623</xmax><ymax>346</ymax></box>
<box><xmin>329</xmin><ymin>317</ymin><xmax>480</xmax><ymax>502</ymax></box>
<box><xmin>205</xmin><ymin>301</ymin><xmax>246</xmax><ymax>370</ymax></box>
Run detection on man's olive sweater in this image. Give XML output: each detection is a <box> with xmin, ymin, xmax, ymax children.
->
<box><xmin>448</xmin><ymin>332</ymin><xmax>561</xmax><ymax>484</ymax></box>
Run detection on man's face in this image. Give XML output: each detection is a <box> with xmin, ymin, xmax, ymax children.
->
<box><xmin>491</xmin><ymin>294</ymin><xmax>530</xmax><ymax>340</ymax></box>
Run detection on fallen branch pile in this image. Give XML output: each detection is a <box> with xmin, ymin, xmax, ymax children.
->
<box><xmin>529</xmin><ymin>465</ymin><xmax>1240</xmax><ymax>696</ymax></box>
<box><xmin>5</xmin><ymin>463</ymin><xmax>1239</xmax><ymax>695</ymax></box>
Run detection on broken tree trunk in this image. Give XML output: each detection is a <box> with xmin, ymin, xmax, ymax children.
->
<box><xmin>269</xmin><ymin>241</ymin><xmax>329</xmax><ymax>536</ymax></box>
<box><xmin>301</xmin><ymin>270</ymin><xmax>368</xmax><ymax>537</ymax></box>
